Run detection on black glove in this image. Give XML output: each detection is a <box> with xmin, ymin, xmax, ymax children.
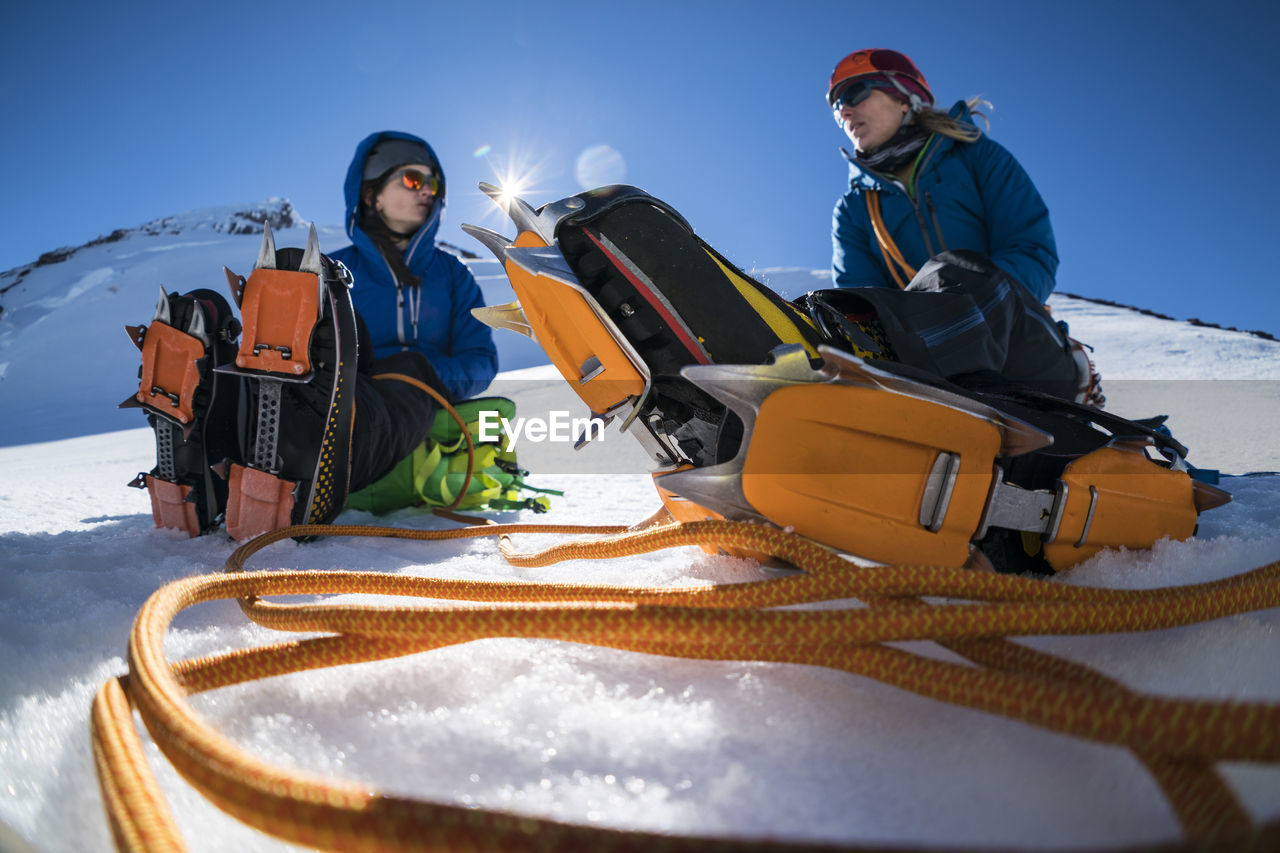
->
<box><xmin>905</xmin><ymin>249</ymin><xmax>1016</xmax><ymax>294</ymax></box>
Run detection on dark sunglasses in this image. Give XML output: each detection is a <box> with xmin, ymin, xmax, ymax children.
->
<box><xmin>392</xmin><ymin>168</ymin><xmax>440</xmax><ymax>194</ymax></box>
<box><xmin>831</xmin><ymin>80</ymin><xmax>877</xmax><ymax>112</ymax></box>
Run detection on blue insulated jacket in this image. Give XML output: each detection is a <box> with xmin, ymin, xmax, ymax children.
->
<box><xmin>832</xmin><ymin>103</ymin><xmax>1058</xmax><ymax>303</ymax></box>
<box><xmin>330</xmin><ymin>131</ymin><xmax>498</xmax><ymax>401</ymax></box>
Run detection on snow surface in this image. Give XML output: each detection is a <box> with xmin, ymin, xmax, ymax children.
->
<box><xmin>2</xmin><ymin>203</ymin><xmax>1280</xmax><ymax>851</ymax></box>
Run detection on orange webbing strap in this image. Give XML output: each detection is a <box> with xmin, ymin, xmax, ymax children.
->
<box><xmin>865</xmin><ymin>190</ymin><xmax>916</xmax><ymax>289</ymax></box>
<box><xmin>92</xmin><ymin>518</ymin><xmax>1280</xmax><ymax>852</ymax></box>
<box><xmin>372</xmin><ymin>371</ymin><xmax>475</xmax><ymax>513</ymax></box>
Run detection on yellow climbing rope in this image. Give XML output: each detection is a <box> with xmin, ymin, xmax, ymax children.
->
<box><xmin>91</xmin><ymin>518</ymin><xmax>1280</xmax><ymax>852</ymax></box>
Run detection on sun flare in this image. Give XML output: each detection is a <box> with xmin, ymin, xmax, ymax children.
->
<box><xmin>475</xmin><ymin>144</ymin><xmax>555</xmax><ymax>225</ymax></box>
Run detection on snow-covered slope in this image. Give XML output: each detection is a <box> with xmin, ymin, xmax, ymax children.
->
<box><xmin>1</xmin><ymin>207</ymin><xmax>1279</xmax><ymax>852</ymax></box>
<box><xmin>0</xmin><ymin>201</ymin><xmax>547</xmax><ymax>448</ymax></box>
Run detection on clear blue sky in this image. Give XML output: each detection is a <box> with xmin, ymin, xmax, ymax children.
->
<box><xmin>5</xmin><ymin>0</ymin><xmax>1280</xmax><ymax>335</ymax></box>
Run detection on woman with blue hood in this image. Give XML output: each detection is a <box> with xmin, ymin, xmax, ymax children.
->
<box><xmin>121</xmin><ymin>132</ymin><xmax>500</xmax><ymax>540</ymax></box>
<box><xmin>330</xmin><ymin>131</ymin><xmax>497</xmax><ymax>402</ymax></box>
<box><xmin>330</xmin><ymin>131</ymin><xmax>498</xmax><ymax>495</ymax></box>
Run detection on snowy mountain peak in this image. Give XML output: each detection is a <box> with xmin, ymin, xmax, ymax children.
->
<box><xmin>0</xmin><ymin>198</ymin><xmax>303</xmax><ymax>289</ymax></box>
<box><xmin>0</xmin><ymin>199</ymin><xmax>315</xmax><ymax>329</ymax></box>
<box><xmin>132</xmin><ymin>197</ymin><xmax>304</xmax><ymax>239</ymax></box>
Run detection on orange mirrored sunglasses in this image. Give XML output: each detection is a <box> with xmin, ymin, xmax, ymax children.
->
<box><xmin>392</xmin><ymin>168</ymin><xmax>440</xmax><ymax>194</ymax></box>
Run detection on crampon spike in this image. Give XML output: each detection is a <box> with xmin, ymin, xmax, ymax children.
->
<box><xmin>186</xmin><ymin>300</ymin><xmax>210</xmax><ymax>347</ymax></box>
<box><xmin>477</xmin><ymin>181</ymin><xmax>508</xmax><ymax>208</ymax></box>
<box><xmin>479</xmin><ymin>181</ymin><xmax>544</xmax><ymax>240</ymax></box>
<box><xmin>503</xmin><ymin>245</ymin><xmax>580</xmax><ymax>286</ymax></box>
<box><xmin>299</xmin><ymin>224</ymin><xmax>323</xmax><ymax>275</ymax></box>
<box><xmin>255</xmin><ymin>225</ymin><xmax>278</xmax><ymax>271</ymax></box>
<box><xmin>223</xmin><ymin>266</ymin><xmax>246</xmax><ymax>307</ymax></box>
<box><xmin>471</xmin><ymin>302</ymin><xmax>535</xmax><ymax>339</ymax></box>
<box><xmin>152</xmin><ymin>285</ymin><xmax>171</xmax><ymax>326</ymax></box>
<box><xmin>460</xmin><ymin>223</ymin><xmax>513</xmax><ymax>263</ymax></box>
<box><xmin>1193</xmin><ymin>480</ymin><xmax>1233</xmax><ymax>512</ymax></box>
<box><xmin>123</xmin><ymin>324</ymin><xmax>146</xmax><ymax>351</ymax></box>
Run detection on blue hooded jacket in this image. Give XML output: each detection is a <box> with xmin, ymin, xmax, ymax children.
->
<box><xmin>832</xmin><ymin>102</ymin><xmax>1058</xmax><ymax>303</ymax></box>
<box><xmin>330</xmin><ymin>131</ymin><xmax>498</xmax><ymax>401</ymax></box>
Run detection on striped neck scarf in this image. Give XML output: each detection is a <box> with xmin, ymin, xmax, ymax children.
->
<box><xmin>855</xmin><ymin>124</ymin><xmax>930</xmax><ymax>175</ymax></box>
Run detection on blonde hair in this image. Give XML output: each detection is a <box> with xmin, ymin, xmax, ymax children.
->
<box><xmin>912</xmin><ymin>97</ymin><xmax>990</xmax><ymax>143</ymax></box>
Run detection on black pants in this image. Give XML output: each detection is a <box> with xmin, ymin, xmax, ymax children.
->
<box><xmin>348</xmin><ymin>342</ymin><xmax>449</xmax><ymax>494</ymax></box>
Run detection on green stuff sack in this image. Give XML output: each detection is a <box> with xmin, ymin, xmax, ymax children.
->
<box><xmin>346</xmin><ymin>397</ymin><xmax>559</xmax><ymax>514</ymax></box>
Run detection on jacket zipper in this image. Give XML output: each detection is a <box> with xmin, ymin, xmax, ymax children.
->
<box><xmin>378</xmin><ymin>252</ymin><xmax>420</xmax><ymax>349</ymax></box>
<box><xmin>880</xmin><ymin>135</ymin><xmax>945</xmax><ymax>261</ymax></box>
<box><xmin>925</xmin><ymin>191</ymin><xmax>948</xmax><ymax>253</ymax></box>
<box><xmin>909</xmin><ymin>193</ymin><xmax>937</xmax><ymax>258</ymax></box>
<box><xmin>385</xmin><ymin>234</ymin><xmax>432</xmax><ymax>349</ymax></box>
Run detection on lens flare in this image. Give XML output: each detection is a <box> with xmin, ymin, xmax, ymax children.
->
<box><xmin>575</xmin><ymin>145</ymin><xmax>627</xmax><ymax>189</ymax></box>
<box><xmin>473</xmin><ymin>143</ymin><xmax>554</xmax><ymax>227</ymax></box>
<box><xmin>493</xmin><ymin>168</ymin><xmax>534</xmax><ymax>207</ymax></box>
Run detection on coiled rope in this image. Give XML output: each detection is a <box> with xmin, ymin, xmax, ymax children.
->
<box><xmin>90</xmin><ymin>516</ymin><xmax>1280</xmax><ymax>852</ymax></box>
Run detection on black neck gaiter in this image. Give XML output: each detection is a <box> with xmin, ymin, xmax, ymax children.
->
<box><xmin>360</xmin><ymin>207</ymin><xmax>422</xmax><ymax>288</ymax></box>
